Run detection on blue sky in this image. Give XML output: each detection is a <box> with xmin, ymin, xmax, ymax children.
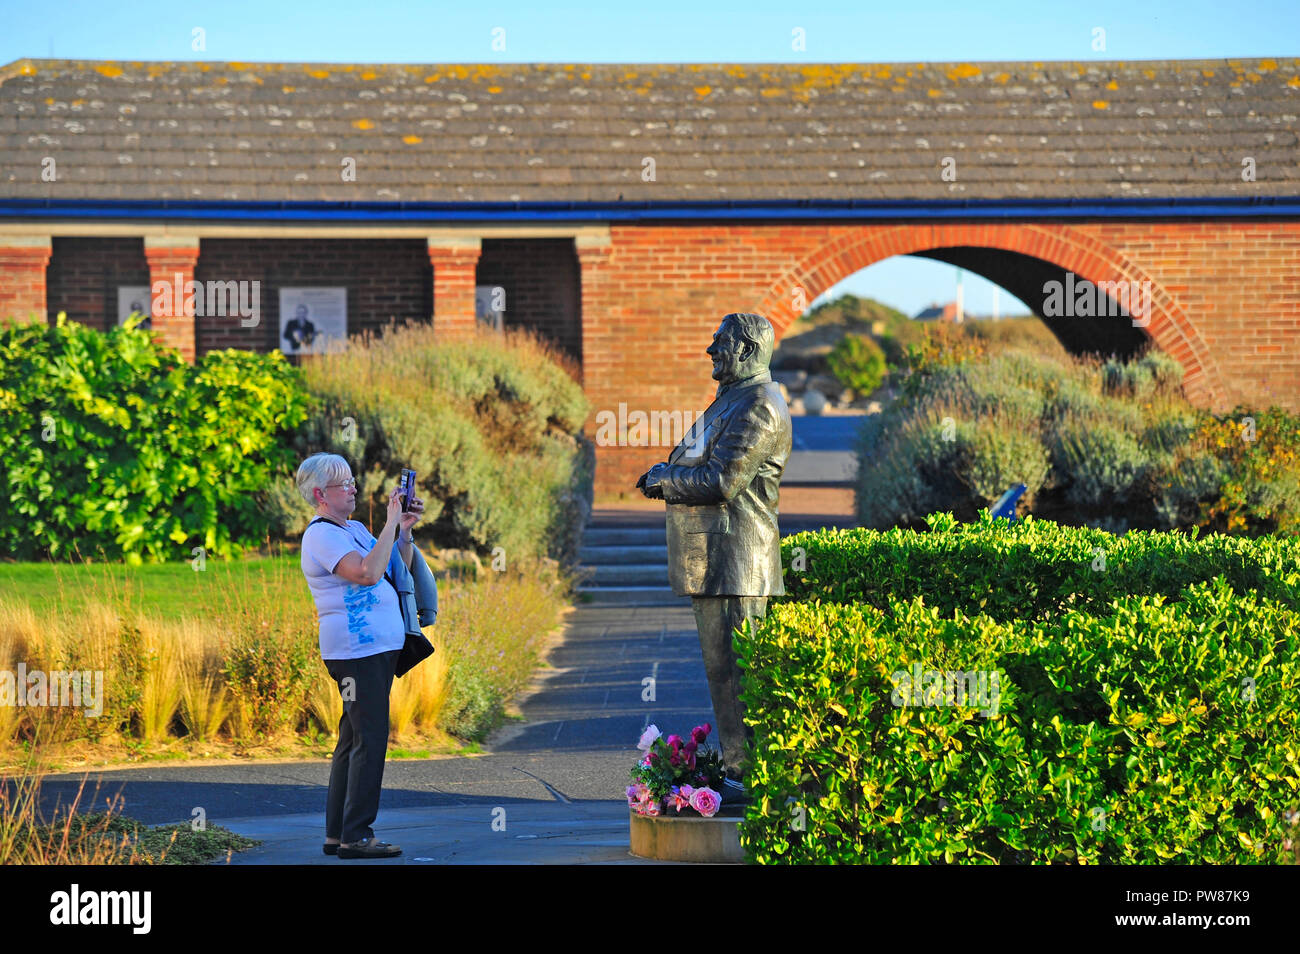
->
<box><xmin>2</xmin><ymin>0</ymin><xmax>1293</xmax><ymax>316</ymax></box>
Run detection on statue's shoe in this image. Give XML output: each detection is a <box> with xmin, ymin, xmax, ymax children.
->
<box><xmin>718</xmin><ymin>776</ymin><xmax>751</xmax><ymax>807</ymax></box>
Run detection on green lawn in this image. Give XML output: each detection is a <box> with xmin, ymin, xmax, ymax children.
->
<box><xmin>0</xmin><ymin>553</ymin><xmax>315</xmax><ymax>624</ymax></box>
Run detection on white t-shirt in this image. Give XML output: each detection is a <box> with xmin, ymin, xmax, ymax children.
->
<box><xmin>300</xmin><ymin>518</ymin><xmax>405</xmax><ymax>660</ymax></box>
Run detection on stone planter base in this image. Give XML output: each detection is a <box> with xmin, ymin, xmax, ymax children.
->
<box><xmin>628</xmin><ymin>805</ymin><xmax>745</xmax><ymax>864</ymax></box>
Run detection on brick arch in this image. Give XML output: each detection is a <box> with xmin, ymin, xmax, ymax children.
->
<box><xmin>755</xmin><ymin>223</ymin><xmax>1227</xmax><ymax>408</ymax></box>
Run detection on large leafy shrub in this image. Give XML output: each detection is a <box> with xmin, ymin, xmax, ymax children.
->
<box><xmin>0</xmin><ymin>314</ymin><xmax>308</xmax><ymax>562</ymax></box>
<box><xmin>827</xmin><ymin>334</ymin><xmax>887</xmax><ymax>396</ymax></box>
<box><xmin>1179</xmin><ymin>407</ymin><xmax>1300</xmax><ymax>537</ymax></box>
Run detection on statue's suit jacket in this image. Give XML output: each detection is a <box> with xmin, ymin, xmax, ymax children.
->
<box><xmin>658</xmin><ymin>370</ymin><xmax>792</xmax><ymax>597</ymax></box>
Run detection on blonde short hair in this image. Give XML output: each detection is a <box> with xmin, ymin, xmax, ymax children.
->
<box><xmin>295</xmin><ymin>453</ymin><xmax>352</xmax><ymax>507</ymax></box>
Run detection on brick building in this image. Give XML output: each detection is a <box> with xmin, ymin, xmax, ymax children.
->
<box><xmin>915</xmin><ymin>302</ymin><xmax>961</xmax><ymax>322</ymax></box>
<box><xmin>2</xmin><ymin>58</ymin><xmax>1298</xmax><ymax>493</ymax></box>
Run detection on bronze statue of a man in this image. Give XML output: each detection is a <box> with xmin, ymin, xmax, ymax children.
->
<box><xmin>636</xmin><ymin>312</ymin><xmax>792</xmax><ymax>801</ymax></box>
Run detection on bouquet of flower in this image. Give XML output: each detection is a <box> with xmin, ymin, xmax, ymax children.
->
<box><xmin>626</xmin><ymin>723</ymin><xmax>725</xmax><ymax>818</ymax></box>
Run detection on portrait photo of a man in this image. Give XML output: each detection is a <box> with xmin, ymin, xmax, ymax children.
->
<box><xmin>283</xmin><ymin>303</ymin><xmax>318</xmax><ymax>352</ymax></box>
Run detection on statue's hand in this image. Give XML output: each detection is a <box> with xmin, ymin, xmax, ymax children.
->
<box><xmin>637</xmin><ymin>463</ymin><xmax>668</xmax><ymax>499</ymax></box>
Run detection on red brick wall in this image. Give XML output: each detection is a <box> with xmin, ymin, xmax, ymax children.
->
<box><xmin>195</xmin><ymin>238</ymin><xmax>431</xmax><ymax>356</ymax></box>
<box><xmin>1082</xmin><ymin>221</ymin><xmax>1299</xmax><ymax>415</ymax></box>
<box><xmin>477</xmin><ymin>238</ymin><xmax>581</xmax><ymax>360</ymax></box>
<box><xmin>583</xmin><ymin>221</ymin><xmax>1300</xmax><ymax>495</ymax></box>
<box><xmin>46</xmin><ymin>237</ymin><xmax>149</xmax><ymax>330</ymax></box>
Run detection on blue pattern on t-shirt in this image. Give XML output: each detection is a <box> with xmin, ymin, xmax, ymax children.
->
<box><xmin>342</xmin><ymin>583</ymin><xmax>380</xmax><ymax>645</ymax></box>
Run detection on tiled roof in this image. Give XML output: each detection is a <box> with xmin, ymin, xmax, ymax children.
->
<box><xmin>2</xmin><ymin>57</ymin><xmax>1298</xmax><ymax>203</ymax></box>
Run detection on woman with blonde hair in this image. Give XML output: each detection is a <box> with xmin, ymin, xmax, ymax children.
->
<box><xmin>295</xmin><ymin>452</ymin><xmax>425</xmax><ymax>859</ymax></box>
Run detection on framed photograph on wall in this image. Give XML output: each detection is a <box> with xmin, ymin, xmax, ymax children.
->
<box><xmin>116</xmin><ymin>286</ymin><xmax>152</xmax><ymax>329</ymax></box>
<box><xmin>279</xmin><ymin>287</ymin><xmax>347</xmax><ymax>355</ymax></box>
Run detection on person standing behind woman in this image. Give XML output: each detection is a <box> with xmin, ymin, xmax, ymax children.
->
<box><xmin>296</xmin><ymin>452</ymin><xmax>424</xmax><ymax>859</ymax></box>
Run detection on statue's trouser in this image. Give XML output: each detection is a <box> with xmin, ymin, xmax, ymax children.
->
<box><xmin>691</xmin><ymin>595</ymin><xmax>767</xmax><ymax>782</ymax></box>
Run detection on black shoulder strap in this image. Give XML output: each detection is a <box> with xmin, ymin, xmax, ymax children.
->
<box><xmin>308</xmin><ymin>515</ymin><xmax>347</xmax><ymax>531</ymax></box>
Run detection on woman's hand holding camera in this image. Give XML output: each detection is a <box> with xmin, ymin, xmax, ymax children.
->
<box><xmin>399</xmin><ymin>493</ymin><xmax>424</xmax><ymax>538</ymax></box>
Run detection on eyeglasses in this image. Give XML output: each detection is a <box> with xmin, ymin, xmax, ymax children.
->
<box><xmin>324</xmin><ymin>478</ymin><xmax>357</xmax><ymax>491</ymax></box>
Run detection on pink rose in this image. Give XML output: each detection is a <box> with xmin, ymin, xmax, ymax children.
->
<box><xmin>637</xmin><ymin>725</ymin><xmax>661</xmax><ymax>752</ymax></box>
<box><xmin>690</xmin><ymin>787</ymin><xmax>721</xmax><ymax>817</ymax></box>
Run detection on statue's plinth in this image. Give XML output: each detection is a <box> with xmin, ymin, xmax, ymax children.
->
<box><xmin>628</xmin><ymin>804</ymin><xmax>745</xmax><ymax>863</ymax></box>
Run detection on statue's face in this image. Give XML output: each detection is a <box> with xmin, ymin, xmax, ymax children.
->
<box><xmin>706</xmin><ymin>320</ymin><xmax>752</xmax><ymax>384</ymax></box>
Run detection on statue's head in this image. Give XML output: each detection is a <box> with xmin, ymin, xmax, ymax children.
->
<box><xmin>707</xmin><ymin>313</ymin><xmax>775</xmax><ymax>384</ymax></box>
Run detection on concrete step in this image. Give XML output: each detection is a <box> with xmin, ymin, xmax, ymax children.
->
<box><xmin>587</xmin><ymin>563</ymin><xmax>670</xmax><ymax>586</ymax></box>
<box><xmin>583</xmin><ymin>526</ymin><xmax>665</xmax><ymax>548</ymax></box>
<box><xmin>578</xmin><ymin>544</ymin><xmax>668</xmax><ymax>565</ymax></box>
<box><xmin>576</xmin><ymin>585</ymin><xmax>689</xmax><ymax>607</ymax></box>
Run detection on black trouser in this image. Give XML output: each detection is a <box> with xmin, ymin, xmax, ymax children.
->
<box><xmin>691</xmin><ymin>596</ymin><xmax>767</xmax><ymax>781</ymax></box>
<box><xmin>323</xmin><ymin>649</ymin><xmax>399</xmax><ymax>845</ymax></box>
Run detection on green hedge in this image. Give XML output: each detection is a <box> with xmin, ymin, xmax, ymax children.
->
<box><xmin>739</xmin><ymin>578</ymin><xmax>1300</xmax><ymax>864</ymax></box>
<box><xmin>738</xmin><ymin>516</ymin><xmax>1300</xmax><ymax>863</ymax></box>
<box><xmin>0</xmin><ymin>314</ymin><xmax>308</xmax><ymax>563</ymax></box>
<box><xmin>780</xmin><ymin>511</ymin><xmax>1300</xmax><ymax>623</ymax></box>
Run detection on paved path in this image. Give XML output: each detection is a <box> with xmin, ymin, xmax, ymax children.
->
<box><xmin>33</xmin><ymin>605</ymin><xmax>707</xmax><ymax>864</ymax></box>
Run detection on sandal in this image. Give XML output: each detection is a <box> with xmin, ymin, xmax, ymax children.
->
<box><xmin>323</xmin><ymin>842</ymin><xmax>339</xmax><ymax>856</ymax></box>
<box><xmin>337</xmin><ymin>838</ymin><xmax>402</xmax><ymax>859</ymax></box>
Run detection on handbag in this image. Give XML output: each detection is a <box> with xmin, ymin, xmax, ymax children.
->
<box><xmin>393</xmin><ymin>623</ymin><xmax>434</xmax><ymax>678</ymax></box>
<box><xmin>307</xmin><ymin>515</ymin><xmax>435</xmax><ymax>677</ymax></box>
